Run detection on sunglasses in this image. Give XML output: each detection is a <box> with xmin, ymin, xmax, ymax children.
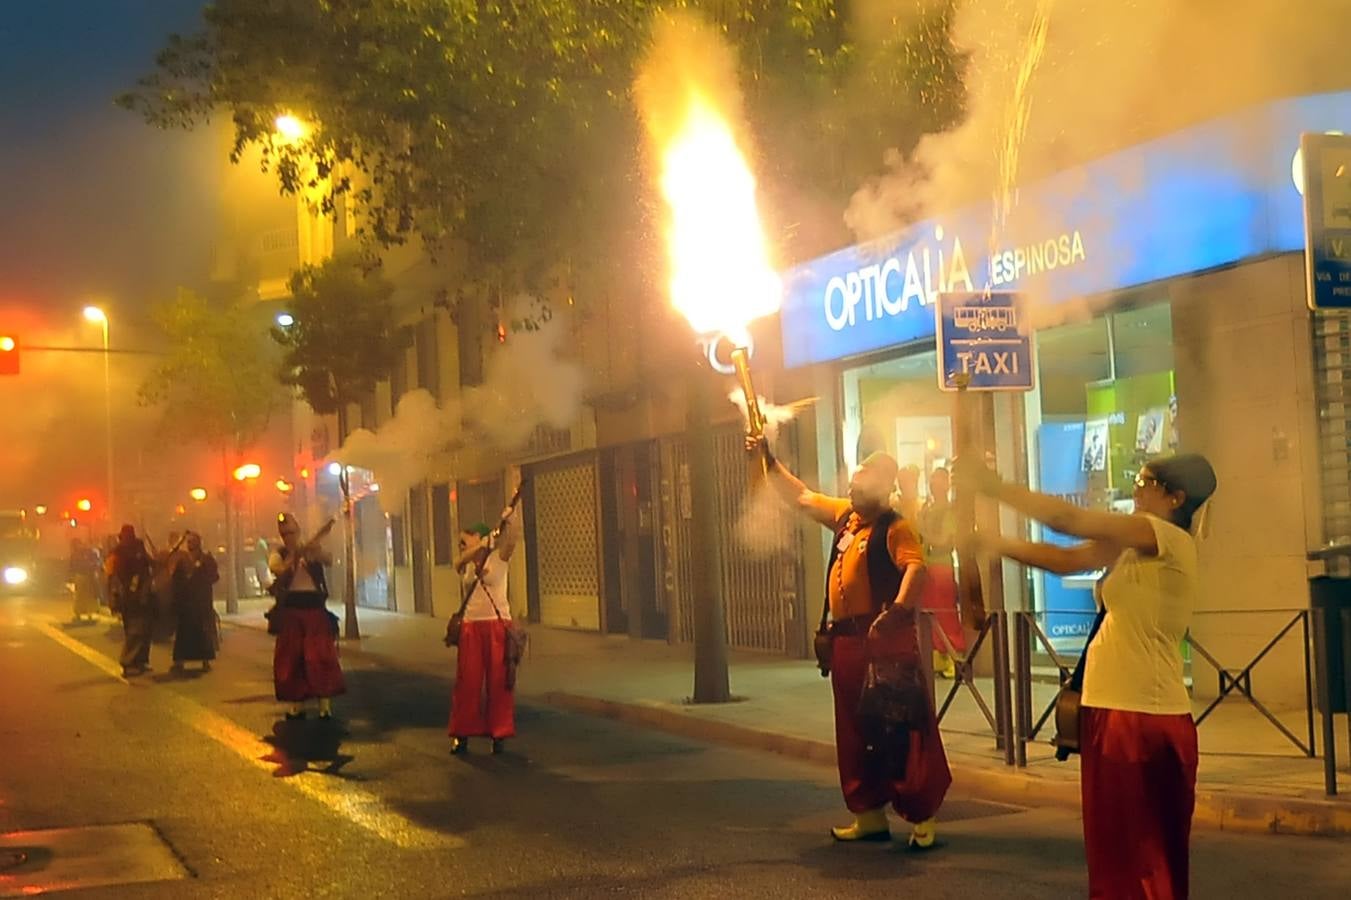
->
<box><xmin>1134</xmin><ymin>473</ymin><xmax>1170</xmax><ymax>491</ymax></box>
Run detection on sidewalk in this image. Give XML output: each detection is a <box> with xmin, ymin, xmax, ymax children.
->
<box><xmin>219</xmin><ymin>601</ymin><xmax>1351</xmax><ymax>838</ymax></box>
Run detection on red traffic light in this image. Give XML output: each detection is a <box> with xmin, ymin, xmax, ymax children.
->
<box><xmin>0</xmin><ymin>334</ymin><xmax>17</xmax><ymax>376</ymax></box>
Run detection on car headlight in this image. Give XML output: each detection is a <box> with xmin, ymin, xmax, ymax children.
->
<box><xmin>3</xmin><ymin>566</ymin><xmax>29</xmax><ymax>586</ymax></box>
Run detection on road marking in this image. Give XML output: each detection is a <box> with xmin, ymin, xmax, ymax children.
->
<box><xmin>34</xmin><ymin>620</ymin><xmax>462</xmax><ymax>850</ymax></box>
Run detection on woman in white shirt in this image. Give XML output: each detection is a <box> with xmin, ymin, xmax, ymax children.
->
<box><xmin>449</xmin><ymin>507</ymin><xmax>520</xmax><ymax>755</ymax></box>
<box><xmin>961</xmin><ymin>453</ymin><xmax>1216</xmax><ymax>900</ymax></box>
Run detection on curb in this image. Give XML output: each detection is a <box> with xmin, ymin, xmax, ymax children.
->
<box><xmin>538</xmin><ymin>691</ymin><xmax>1351</xmax><ymax>840</ymax></box>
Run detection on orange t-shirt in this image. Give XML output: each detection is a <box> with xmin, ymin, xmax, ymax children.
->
<box><xmin>804</xmin><ymin>494</ymin><xmax>925</xmax><ymax>620</ymax></box>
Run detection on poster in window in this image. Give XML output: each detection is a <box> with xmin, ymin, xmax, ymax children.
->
<box><xmin>1081</xmin><ymin>419</ymin><xmax>1109</xmax><ymax>473</ymax></box>
<box><xmin>1135</xmin><ymin>407</ymin><xmax>1167</xmax><ymax>455</ymax></box>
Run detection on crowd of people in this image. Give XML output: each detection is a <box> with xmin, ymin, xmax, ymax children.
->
<box><xmin>74</xmin><ymin>437</ymin><xmax>1215</xmax><ymax>896</ymax></box>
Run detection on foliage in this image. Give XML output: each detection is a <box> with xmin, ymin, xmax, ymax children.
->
<box><xmin>139</xmin><ymin>289</ymin><xmax>282</xmax><ymax>452</ymax></box>
<box><xmin>120</xmin><ymin>0</ymin><xmax>966</xmax><ymax>319</ymax></box>
<box><xmin>272</xmin><ymin>252</ymin><xmax>408</xmax><ymax>417</ymax></box>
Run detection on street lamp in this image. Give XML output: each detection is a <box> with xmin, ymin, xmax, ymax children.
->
<box><xmin>189</xmin><ymin>487</ymin><xmax>208</xmax><ymax>503</ymax></box>
<box><xmin>82</xmin><ymin>306</ymin><xmax>113</xmax><ymax>526</ymax></box>
<box><xmin>274</xmin><ymin>114</ymin><xmax>309</xmax><ymax>142</ymax></box>
<box><xmin>76</xmin><ymin>498</ymin><xmax>92</xmax><ymax>512</ymax></box>
<box><xmin>276</xmin><ymin>312</ymin><xmax>295</xmax><ymax>328</ymax></box>
<box><xmin>34</xmin><ymin>505</ymin><xmax>48</xmax><ymax>516</ymax></box>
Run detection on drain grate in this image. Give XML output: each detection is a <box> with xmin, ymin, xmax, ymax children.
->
<box><xmin>0</xmin><ymin>822</ymin><xmax>188</xmax><ymax>897</ymax></box>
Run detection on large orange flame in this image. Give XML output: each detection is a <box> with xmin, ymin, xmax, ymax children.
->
<box><xmin>652</xmin><ymin>91</ymin><xmax>780</xmax><ymax>340</ymax></box>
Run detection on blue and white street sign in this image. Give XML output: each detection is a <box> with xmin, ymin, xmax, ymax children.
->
<box><xmin>935</xmin><ymin>292</ymin><xmax>1033</xmax><ymax>392</ymax></box>
<box><xmin>1301</xmin><ymin>132</ymin><xmax>1351</xmax><ymax>310</ymax></box>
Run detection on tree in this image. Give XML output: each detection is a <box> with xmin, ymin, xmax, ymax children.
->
<box><xmin>272</xmin><ymin>252</ymin><xmax>408</xmax><ymax>639</ymax></box>
<box><xmin>139</xmin><ymin>288</ymin><xmax>284</xmax><ymax>611</ymax></box>
<box><xmin>119</xmin><ymin>1</ymin><xmax>966</xmax><ymax>327</ymax></box>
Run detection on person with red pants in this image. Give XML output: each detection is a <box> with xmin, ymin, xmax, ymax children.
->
<box><xmin>754</xmin><ymin>436</ymin><xmax>951</xmax><ymax>849</ymax></box>
<box><xmin>917</xmin><ymin>466</ymin><xmax>967</xmax><ymax>679</ymax></box>
<box><xmin>449</xmin><ymin>506</ymin><xmax>520</xmax><ymax>755</ymax></box>
<box><xmin>962</xmin><ymin>453</ymin><xmax>1216</xmax><ymax>899</ymax></box>
<box><xmin>269</xmin><ymin>513</ymin><xmax>346</xmax><ymax>721</ymax></box>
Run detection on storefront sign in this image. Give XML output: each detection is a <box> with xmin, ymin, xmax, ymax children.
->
<box><xmin>1301</xmin><ymin>131</ymin><xmax>1351</xmax><ymax>309</ymax></box>
<box><xmin>780</xmin><ymin>91</ymin><xmax>1351</xmax><ymax>368</ymax></box>
<box><xmin>935</xmin><ymin>292</ymin><xmax>1033</xmax><ymax>391</ymax></box>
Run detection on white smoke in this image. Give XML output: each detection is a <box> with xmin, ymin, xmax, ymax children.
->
<box><xmin>330</xmin><ymin>317</ymin><xmax>585</xmax><ymax>510</ymax></box>
<box><xmin>463</xmin><ymin>318</ymin><xmax>586</xmax><ymax>450</ymax></box>
<box><xmin>725</xmin><ymin>388</ymin><xmax>804</xmax><ymax>443</ymax></box>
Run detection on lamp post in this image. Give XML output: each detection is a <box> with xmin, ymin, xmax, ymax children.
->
<box><xmin>83</xmin><ymin>306</ymin><xmax>113</xmax><ymax>527</ymax></box>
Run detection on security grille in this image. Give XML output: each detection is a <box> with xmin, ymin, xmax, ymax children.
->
<box><xmin>533</xmin><ymin>458</ymin><xmax>602</xmax><ymax>630</ymax></box>
<box><xmin>1314</xmin><ymin>310</ymin><xmax>1351</xmax><ymax>559</ymax></box>
<box><xmin>659</xmin><ymin>424</ymin><xmax>804</xmax><ymax>655</ymax></box>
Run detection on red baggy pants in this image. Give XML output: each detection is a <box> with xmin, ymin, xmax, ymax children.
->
<box><xmin>830</xmin><ymin>632</ymin><xmax>951</xmax><ymax>821</ymax></box>
<box><xmin>449</xmin><ymin>619</ymin><xmax>516</xmax><ymax>739</ymax></box>
<box><xmin>272</xmin><ymin>607</ymin><xmax>346</xmax><ymax>702</ymax></box>
<box><xmin>1081</xmin><ymin>706</ymin><xmax>1198</xmax><ymax>900</ymax></box>
<box><xmin>920</xmin><ymin>563</ymin><xmax>967</xmax><ymax>654</ymax></box>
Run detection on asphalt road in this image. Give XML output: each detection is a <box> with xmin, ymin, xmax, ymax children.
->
<box><xmin>1</xmin><ymin>593</ymin><xmax>1347</xmax><ymax>899</ymax></box>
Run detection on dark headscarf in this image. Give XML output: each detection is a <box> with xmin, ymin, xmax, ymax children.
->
<box><xmin>1148</xmin><ymin>453</ymin><xmax>1217</xmax><ymax>532</ymax></box>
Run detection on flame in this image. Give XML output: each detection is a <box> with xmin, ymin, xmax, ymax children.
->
<box><xmin>646</xmin><ymin>65</ymin><xmax>779</xmax><ymax>338</ymax></box>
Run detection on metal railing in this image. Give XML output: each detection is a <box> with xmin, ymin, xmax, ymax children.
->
<box><xmin>1011</xmin><ymin>608</ymin><xmax>1327</xmax><ymax>771</ymax></box>
<box><xmin>1187</xmin><ymin>609</ymin><xmax>1315</xmax><ymax>757</ymax></box>
<box><xmin>919</xmin><ymin>610</ymin><xmax>1015</xmax><ymax>765</ymax></box>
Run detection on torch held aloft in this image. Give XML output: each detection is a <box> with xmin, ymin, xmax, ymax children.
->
<box><xmin>731</xmin><ymin>346</ymin><xmax>770</xmax><ymax>475</ymax></box>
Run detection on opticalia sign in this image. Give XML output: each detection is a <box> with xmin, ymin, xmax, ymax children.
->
<box><xmin>779</xmin><ymin>91</ymin><xmax>1351</xmax><ymax>369</ymax></box>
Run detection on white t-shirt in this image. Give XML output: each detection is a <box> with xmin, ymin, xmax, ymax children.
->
<box><xmin>1081</xmin><ymin>514</ymin><xmax>1196</xmax><ymax>716</ymax></box>
<box><xmin>463</xmin><ymin>553</ymin><xmax>511</xmax><ymax>623</ymax></box>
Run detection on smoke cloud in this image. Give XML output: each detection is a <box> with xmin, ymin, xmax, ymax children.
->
<box><xmin>333</xmin><ymin>317</ymin><xmax>584</xmax><ymax>510</ymax></box>
<box><xmin>846</xmin><ymin>0</ymin><xmax>1351</xmax><ymax>302</ymax></box>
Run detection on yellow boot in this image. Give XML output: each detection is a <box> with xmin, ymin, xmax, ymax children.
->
<box><xmin>907</xmin><ymin>817</ymin><xmax>938</xmax><ymax>851</ymax></box>
<box><xmin>830</xmin><ymin>807</ymin><xmax>890</xmax><ymax>842</ymax></box>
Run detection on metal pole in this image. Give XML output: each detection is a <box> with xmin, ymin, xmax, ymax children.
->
<box><xmin>687</xmin><ymin>363</ymin><xmax>730</xmax><ymax>703</ymax></box>
<box><xmin>1313</xmin><ymin>607</ymin><xmax>1337</xmax><ymax>795</ymax></box>
<box><xmin>336</xmin><ymin>404</ymin><xmax>361</xmax><ymax>641</ymax></box>
<box><xmin>1014</xmin><ymin>612</ymin><xmax>1030</xmax><ymax>767</ymax></box>
<box><xmin>101</xmin><ymin>319</ymin><xmax>114</xmax><ymax>527</ymax></box>
<box><xmin>992</xmin><ymin>611</ymin><xmax>1015</xmax><ymax>764</ymax></box>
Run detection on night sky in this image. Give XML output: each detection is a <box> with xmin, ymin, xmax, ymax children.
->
<box><xmin>0</xmin><ymin>1</ymin><xmax>224</xmax><ymax>516</ymax></box>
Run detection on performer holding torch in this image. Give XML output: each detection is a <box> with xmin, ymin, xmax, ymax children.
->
<box><xmin>269</xmin><ymin>512</ymin><xmax>345</xmax><ymax>721</ymax></box>
<box><xmin>748</xmin><ymin>433</ymin><xmax>950</xmax><ymax>849</ymax></box>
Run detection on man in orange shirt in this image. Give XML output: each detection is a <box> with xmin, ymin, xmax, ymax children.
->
<box><xmin>753</xmin><ymin>437</ymin><xmax>952</xmax><ymax>848</ymax></box>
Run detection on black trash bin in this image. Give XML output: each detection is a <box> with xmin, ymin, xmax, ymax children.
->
<box><xmin>1309</xmin><ymin>575</ymin><xmax>1351</xmax><ymax>714</ymax></box>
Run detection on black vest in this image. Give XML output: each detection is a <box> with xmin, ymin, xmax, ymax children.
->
<box><xmin>273</xmin><ymin>548</ymin><xmax>329</xmax><ymax>605</ymax></box>
<box><xmin>824</xmin><ymin>508</ymin><xmax>903</xmax><ymax>620</ymax></box>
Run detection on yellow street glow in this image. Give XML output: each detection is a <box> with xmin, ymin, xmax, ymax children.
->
<box><xmin>82</xmin><ymin>305</ymin><xmax>107</xmax><ymax>323</ymax></box>
<box><xmin>233</xmin><ymin>463</ymin><xmax>262</xmax><ymax>481</ymax></box>
<box><xmin>189</xmin><ymin>487</ymin><xmax>208</xmax><ymax>502</ymax></box>
<box><xmin>0</xmin><ymin>336</ymin><xmax>14</xmax><ymax>352</ymax></box>
<box><xmin>76</xmin><ymin>498</ymin><xmax>92</xmax><ymax>512</ymax></box>
<box><xmin>274</xmin><ymin>114</ymin><xmax>309</xmax><ymax>141</ymax></box>
<box><xmin>655</xmin><ymin>94</ymin><xmax>780</xmax><ymax>339</ymax></box>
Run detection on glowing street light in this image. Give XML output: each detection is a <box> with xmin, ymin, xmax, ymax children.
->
<box><xmin>275</xmin><ymin>478</ymin><xmax>294</xmax><ymax>494</ymax></box>
<box><xmin>327</xmin><ymin>462</ymin><xmax>343</xmax><ymax>476</ymax></box>
<box><xmin>76</xmin><ymin>498</ymin><xmax>93</xmax><ymax>512</ymax></box>
<box><xmin>274</xmin><ymin>114</ymin><xmax>309</xmax><ymax>142</ymax></box>
<box><xmin>276</xmin><ymin>312</ymin><xmax>295</xmax><ymax>328</ymax></box>
<box><xmin>233</xmin><ymin>463</ymin><xmax>262</xmax><ymax>482</ymax></box>
<box><xmin>189</xmin><ymin>487</ymin><xmax>208</xmax><ymax>502</ymax></box>
<box><xmin>33</xmin><ymin>505</ymin><xmax>48</xmax><ymax>516</ymax></box>
<box><xmin>82</xmin><ymin>305</ymin><xmax>107</xmax><ymax>324</ymax></box>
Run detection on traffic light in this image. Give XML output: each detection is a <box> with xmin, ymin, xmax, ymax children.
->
<box><xmin>0</xmin><ymin>335</ymin><xmax>17</xmax><ymax>375</ymax></box>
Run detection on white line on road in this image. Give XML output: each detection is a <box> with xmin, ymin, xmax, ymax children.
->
<box><xmin>35</xmin><ymin>620</ymin><xmax>464</xmax><ymax>850</ymax></box>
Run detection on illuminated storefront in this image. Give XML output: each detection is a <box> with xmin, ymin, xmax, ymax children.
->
<box><xmin>778</xmin><ymin>91</ymin><xmax>1351</xmax><ymax>667</ymax></box>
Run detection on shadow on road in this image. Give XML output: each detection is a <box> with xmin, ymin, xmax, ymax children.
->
<box><xmin>262</xmin><ymin>717</ymin><xmax>356</xmax><ymax>779</ymax></box>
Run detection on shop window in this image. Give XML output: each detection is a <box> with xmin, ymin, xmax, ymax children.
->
<box><xmin>431</xmin><ymin>483</ymin><xmax>452</xmax><ymax>565</ymax></box>
<box><xmin>1031</xmin><ymin>300</ymin><xmax>1178</xmax><ymax>650</ymax></box>
<box><xmin>841</xmin><ymin>350</ymin><xmax>950</xmax><ymax>501</ymax></box>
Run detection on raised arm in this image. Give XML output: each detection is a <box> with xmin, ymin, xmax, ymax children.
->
<box><xmin>495</xmin><ymin>505</ymin><xmax>522</xmax><ymax>563</ymax></box>
<box><xmin>956</xmin><ymin>460</ymin><xmax>1158</xmax><ymax>555</ymax></box>
<box><xmin>986</xmin><ymin>536</ymin><xmax>1119</xmax><ymax>576</ymax></box>
<box><xmin>750</xmin><ymin>435</ymin><xmax>848</xmax><ymax>530</ymax></box>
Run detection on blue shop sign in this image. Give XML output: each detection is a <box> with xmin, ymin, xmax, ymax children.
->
<box><xmin>780</xmin><ymin>91</ymin><xmax>1351</xmax><ymax>369</ymax></box>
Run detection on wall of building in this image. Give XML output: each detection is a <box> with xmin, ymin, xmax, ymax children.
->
<box><xmin>1171</xmin><ymin>253</ymin><xmax>1321</xmax><ymax>709</ymax></box>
